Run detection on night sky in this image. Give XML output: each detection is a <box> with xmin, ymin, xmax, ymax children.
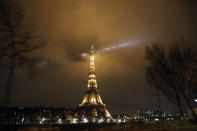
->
<box><xmin>1</xmin><ymin>0</ymin><xmax>197</xmax><ymax>113</ymax></box>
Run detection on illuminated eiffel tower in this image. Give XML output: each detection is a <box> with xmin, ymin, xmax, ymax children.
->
<box><xmin>78</xmin><ymin>45</ymin><xmax>112</xmax><ymax>121</ymax></box>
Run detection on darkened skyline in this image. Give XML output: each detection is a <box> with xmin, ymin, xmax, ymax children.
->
<box><xmin>1</xmin><ymin>0</ymin><xmax>197</xmax><ymax>113</ymax></box>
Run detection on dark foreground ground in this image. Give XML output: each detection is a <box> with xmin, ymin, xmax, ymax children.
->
<box><xmin>1</xmin><ymin>120</ymin><xmax>197</xmax><ymax>131</ymax></box>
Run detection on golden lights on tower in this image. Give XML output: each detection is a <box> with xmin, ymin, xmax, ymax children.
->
<box><xmin>78</xmin><ymin>45</ymin><xmax>112</xmax><ymax>120</ymax></box>
<box><xmin>88</xmin><ymin>50</ymin><xmax>97</xmax><ymax>88</ymax></box>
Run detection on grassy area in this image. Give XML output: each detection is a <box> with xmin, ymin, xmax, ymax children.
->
<box><xmin>1</xmin><ymin>120</ymin><xmax>197</xmax><ymax>131</ymax></box>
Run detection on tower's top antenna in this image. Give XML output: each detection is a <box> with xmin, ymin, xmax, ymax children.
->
<box><xmin>90</xmin><ymin>42</ymin><xmax>94</xmax><ymax>54</ymax></box>
<box><xmin>91</xmin><ymin>44</ymin><xmax>94</xmax><ymax>51</ymax></box>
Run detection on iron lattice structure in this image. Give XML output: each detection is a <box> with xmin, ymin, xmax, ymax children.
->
<box><xmin>78</xmin><ymin>45</ymin><xmax>112</xmax><ymax>120</ymax></box>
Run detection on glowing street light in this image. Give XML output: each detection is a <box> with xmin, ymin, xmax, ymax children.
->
<box><xmin>82</xmin><ymin>118</ymin><xmax>89</xmax><ymax>123</ymax></box>
<box><xmin>57</xmin><ymin>118</ymin><xmax>63</xmax><ymax>124</ymax></box>
<box><xmin>71</xmin><ymin>118</ymin><xmax>78</xmax><ymax>124</ymax></box>
<box><xmin>98</xmin><ymin>118</ymin><xmax>104</xmax><ymax>123</ymax></box>
<box><xmin>117</xmin><ymin>119</ymin><xmax>121</xmax><ymax>123</ymax></box>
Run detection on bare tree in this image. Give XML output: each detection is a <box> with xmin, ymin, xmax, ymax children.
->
<box><xmin>145</xmin><ymin>41</ymin><xmax>197</xmax><ymax>119</ymax></box>
<box><xmin>0</xmin><ymin>0</ymin><xmax>45</xmax><ymax>106</ymax></box>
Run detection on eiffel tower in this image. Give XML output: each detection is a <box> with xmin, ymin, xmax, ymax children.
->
<box><xmin>77</xmin><ymin>45</ymin><xmax>112</xmax><ymax>121</ymax></box>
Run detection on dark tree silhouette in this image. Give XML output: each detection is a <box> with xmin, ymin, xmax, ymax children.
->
<box><xmin>0</xmin><ymin>0</ymin><xmax>45</xmax><ymax>106</ymax></box>
<box><xmin>145</xmin><ymin>41</ymin><xmax>197</xmax><ymax>119</ymax></box>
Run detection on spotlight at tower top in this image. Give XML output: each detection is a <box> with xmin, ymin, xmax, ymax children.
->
<box><xmin>80</xmin><ymin>41</ymin><xmax>138</xmax><ymax>57</ymax></box>
<box><xmin>103</xmin><ymin>42</ymin><xmax>131</xmax><ymax>51</ymax></box>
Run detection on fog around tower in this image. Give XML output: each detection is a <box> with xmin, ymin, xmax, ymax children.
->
<box><xmin>4</xmin><ymin>0</ymin><xmax>197</xmax><ymax>113</ymax></box>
